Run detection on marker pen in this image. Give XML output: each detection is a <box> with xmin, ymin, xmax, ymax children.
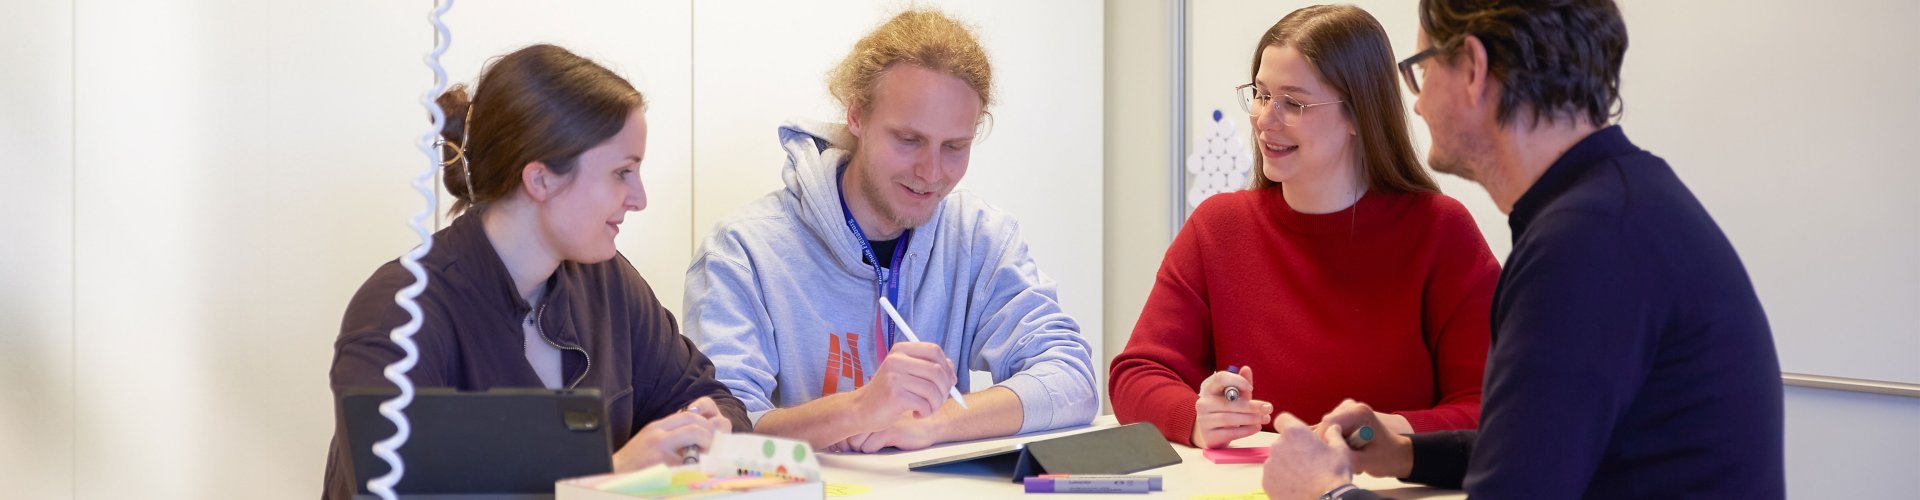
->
<box><xmin>1024</xmin><ymin>475</ymin><xmax>1163</xmax><ymax>493</ymax></box>
<box><xmin>1345</xmin><ymin>424</ymin><xmax>1374</xmax><ymax>449</ymax></box>
<box><xmin>680</xmin><ymin>402</ymin><xmax>702</xmax><ymax>464</ymax></box>
<box><xmin>879</xmin><ymin>297</ymin><xmax>969</xmax><ymax>409</ymax></box>
<box><xmin>1223</xmin><ymin>365</ymin><xmax>1241</xmax><ymax>402</ymax></box>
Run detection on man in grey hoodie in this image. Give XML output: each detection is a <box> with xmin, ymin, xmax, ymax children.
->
<box><xmin>683</xmin><ymin>9</ymin><xmax>1098</xmax><ymax>453</ymax></box>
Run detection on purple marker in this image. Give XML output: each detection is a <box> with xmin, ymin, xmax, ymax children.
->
<box><xmin>1025</xmin><ymin>475</ymin><xmax>1163</xmax><ymax>493</ymax></box>
<box><xmin>1223</xmin><ymin>365</ymin><xmax>1242</xmax><ymax>402</ymax></box>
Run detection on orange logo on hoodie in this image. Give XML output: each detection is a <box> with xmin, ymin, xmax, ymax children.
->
<box><xmin>821</xmin><ymin>332</ymin><xmax>867</xmax><ymax>395</ymax></box>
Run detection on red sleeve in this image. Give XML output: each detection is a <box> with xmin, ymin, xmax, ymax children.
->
<box><xmin>1108</xmin><ymin>210</ymin><xmax>1216</xmax><ymax>446</ymax></box>
<box><xmin>1396</xmin><ymin>197</ymin><xmax>1499</xmax><ymax>432</ymax></box>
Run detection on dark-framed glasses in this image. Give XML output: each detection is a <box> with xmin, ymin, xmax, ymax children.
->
<box><xmin>1398</xmin><ymin>46</ymin><xmax>1441</xmax><ymax>95</ymax></box>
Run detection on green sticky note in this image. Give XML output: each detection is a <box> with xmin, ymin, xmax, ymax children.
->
<box><xmin>595</xmin><ymin>463</ymin><xmax>673</xmax><ymax>494</ymax></box>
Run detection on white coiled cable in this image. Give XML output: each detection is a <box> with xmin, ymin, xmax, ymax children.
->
<box><xmin>368</xmin><ymin>0</ymin><xmax>454</xmax><ymax>498</ymax></box>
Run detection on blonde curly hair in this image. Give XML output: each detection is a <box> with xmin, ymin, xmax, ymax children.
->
<box><xmin>828</xmin><ymin>8</ymin><xmax>993</xmax><ymax>122</ymax></box>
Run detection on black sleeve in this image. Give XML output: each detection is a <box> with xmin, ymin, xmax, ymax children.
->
<box><xmin>1466</xmin><ymin>212</ymin><xmax>1654</xmax><ymax>497</ymax></box>
<box><xmin>622</xmin><ymin>262</ymin><xmax>753</xmax><ymax>433</ymax></box>
<box><xmin>326</xmin><ymin>262</ymin><xmax>457</xmax><ymax>500</ymax></box>
<box><xmin>1404</xmin><ymin>430</ymin><xmax>1478</xmax><ymax>489</ymax></box>
<box><xmin>331</xmin><ymin>261</ymin><xmax>456</xmax><ymax>392</ymax></box>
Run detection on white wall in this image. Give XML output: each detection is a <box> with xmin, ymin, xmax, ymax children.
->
<box><xmin>70</xmin><ymin>0</ymin><xmax>418</xmax><ymax>496</ymax></box>
<box><xmin>260</xmin><ymin>4</ymin><xmax>425</xmax><ymax>495</ymax></box>
<box><xmin>0</xmin><ymin>1</ymin><xmax>75</xmax><ymax>498</ymax></box>
<box><xmin>1783</xmin><ymin>386</ymin><xmax>1920</xmax><ymax>497</ymax></box>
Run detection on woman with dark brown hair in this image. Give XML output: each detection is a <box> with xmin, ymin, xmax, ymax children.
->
<box><xmin>1109</xmin><ymin>4</ymin><xmax>1500</xmax><ymax>450</ymax></box>
<box><xmin>322</xmin><ymin>44</ymin><xmax>747</xmax><ymax>498</ymax></box>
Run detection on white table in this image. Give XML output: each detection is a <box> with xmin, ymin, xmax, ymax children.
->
<box><xmin>816</xmin><ymin>415</ymin><xmax>1465</xmax><ymax>499</ymax></box>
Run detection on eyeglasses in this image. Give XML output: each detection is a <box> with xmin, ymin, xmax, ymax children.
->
<box><xmin>1398</xmin><ymin>46</ymin><xmax>1440</xmax><ymax>95</ymax></box>
<box><xmin>1234</xmin><ymin>84</ymin><xmax>1343</xmax><ymax>126</ymax></box>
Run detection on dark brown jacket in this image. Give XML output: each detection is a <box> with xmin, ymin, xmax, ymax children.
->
<box><xmin>322</xmin><ymin>210</ymin><xmax>748</xmax><ymax>498</ymax></box>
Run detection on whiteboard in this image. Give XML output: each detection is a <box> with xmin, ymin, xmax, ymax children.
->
<box><xmin>1183</xmin><ymin>0</ymin><xmax>1919</xmax><ymax>384</ymax></box>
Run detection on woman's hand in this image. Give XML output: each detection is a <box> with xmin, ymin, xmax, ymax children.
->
<box><xmin>612</xmin><ymin>396</ymin><xmax>732</xmax><ymax>471</ymax></box>
<box><xmin>1192</xmin><ymin>366</ymin><xmax>1274</xmax><ymax>448</ymax></box>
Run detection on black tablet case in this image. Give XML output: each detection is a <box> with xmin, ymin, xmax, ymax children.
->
<box><xmin>907</xmin><ymin>422</ymin><xmax>1182</xmax><ymax>482</ymax></box>
<box><xmin>341</xmin><ymin>387</ymin><xmax>613</xmax><ymax>494</ymax></box>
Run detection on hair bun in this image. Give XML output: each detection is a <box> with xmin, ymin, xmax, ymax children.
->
<box><xmin>436</xmin><ymin>84</ymin><xmax>474</xmax><ymax>202</ymax></box>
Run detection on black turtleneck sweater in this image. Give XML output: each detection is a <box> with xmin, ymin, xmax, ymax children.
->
<box><xmin>1399</xmin><ymin>126</ymin><xmax>1785</xmax><ymax>498</ymax></box>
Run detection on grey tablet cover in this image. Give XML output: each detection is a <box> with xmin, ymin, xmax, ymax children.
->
<box><xmin>907</xmin><ymin>422</ymin><xmax>1182</xmax><ymax>482</ymax></box>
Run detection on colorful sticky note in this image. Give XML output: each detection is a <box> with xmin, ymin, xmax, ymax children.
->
<box><xmin>701</xmin><ymin>433</ymin><xmax>822</xmax><ymax>482</ymax></box>
<box><xmin>1201</xmin><ymin>446</ymin><xmax>1269</xmax><ymax>465</ymax></box>
<box><xmin>825</xmin><ymin>483</ymin><xmax>872</xmax><ymax>497</ymax></box>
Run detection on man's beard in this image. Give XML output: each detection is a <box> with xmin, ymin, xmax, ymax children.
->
<box><xmin>1429</xmin><ymin>153</ymin><xmax>1477</xmax><ymax>183</ymax></box>
<box><xmin>1428</xmin><ymin>127</ymin><xmax>1490</xmax><ymax>184</ymax></box>
<box><xmin>858</xmin><ymin>164</ymin><xmax>932</xmax><ymax>230</ymax></box>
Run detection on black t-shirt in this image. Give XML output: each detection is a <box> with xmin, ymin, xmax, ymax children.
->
<box><xmin>865</xmin><ymin>238</ymin><xmax>900</xmax><ymax>269</ymax></box>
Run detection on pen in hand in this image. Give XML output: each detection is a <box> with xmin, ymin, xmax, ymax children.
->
<box><xmin>1345</xmin><ymin>425</ymin><xmax>1374</xmax><ymax>449</ymax></box>
<box><xmin>878</xmin><ymin>297</ymin><xmax>969</xmax><ymax>410</ymax></box>
<box><xmin>1222</xmin><ymin>365</ymin><xmax>1241</xmax><ymax>402</ymax></box>
<box><xmin>680</xmin><ymin>402</ymin><xmax>702</xmax><ymax>464</ymax></box>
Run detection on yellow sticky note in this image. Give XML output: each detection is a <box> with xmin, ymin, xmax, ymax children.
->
<box><xmin>825</xmin><ymin>483</ymin><xmax>872</xmax><ymax>497</ymax></box>
<box><xmin>671</xmin><ymin>470</ymin><xmax>710</xmax><ymax>487</ymax></box>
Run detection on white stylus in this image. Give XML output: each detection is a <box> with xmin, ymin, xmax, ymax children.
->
<box><xmin>878</xmin><ymin>297</ymin><xmax>969</xmax><ymax>409</ymax></box>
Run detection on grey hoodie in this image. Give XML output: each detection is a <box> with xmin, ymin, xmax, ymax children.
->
<box><xmin>684</xmin><ymin>121</ymin><xmax>1098</xmax><ymax>435</ymax></box>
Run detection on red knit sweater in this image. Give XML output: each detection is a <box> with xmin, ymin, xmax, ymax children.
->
<box><xmin>1110</xmin><ymin>187</ymin><xmax>1499</xmax><ymax>445</ymax></box>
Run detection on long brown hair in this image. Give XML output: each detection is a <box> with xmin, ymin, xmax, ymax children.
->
<box><xmin>1247</xmin><ymin>4</ymin><xmax>1436</xmax><ymax>194</ymax></box>
<box><xmin>437</xmin><ymin>44</ymin><xmax>644</xmax><ymax>215</ymax></box>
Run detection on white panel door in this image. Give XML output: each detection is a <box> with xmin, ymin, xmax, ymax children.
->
<box><xmin>73</xmin><ymin>0</ymin><xmax>427</xmax><ymax>496</ymax></box>
<box><xmin>0</xmin><ymin>1</ymin><xmax>76</xmax><ymax>498</ymax></box>
<box><xmin>265</xmin><ymin>0</ymin><xmax>447</xmax><ymax>493</ymax></box>
<box><xmin>76</xmin><ymin>0</ymin><xmax>286</xmax><ymax>496</ymax></box>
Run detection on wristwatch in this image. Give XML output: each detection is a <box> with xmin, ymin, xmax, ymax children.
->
<box><xmin>1319</xmin><ymin>484</ymin><xmax>1361</xmax><ymax>500</ymax></box>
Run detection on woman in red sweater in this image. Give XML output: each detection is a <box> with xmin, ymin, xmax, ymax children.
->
<box><xmin>1109</xmin><ymin>5</ymin><xmax>1500</xmax><ymax>449</ymax></box>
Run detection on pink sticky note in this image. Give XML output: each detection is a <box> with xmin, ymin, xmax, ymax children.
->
<box><xmin>1202</xmin><ymin>446</ymin><xmax>1269</xmax><ymax>464</ymax></box>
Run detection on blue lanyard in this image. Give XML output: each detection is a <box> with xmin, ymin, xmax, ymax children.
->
<box><xmin>836</xmin><ymin>171</ymin><xmax>913</xmax><ymax>348</ymax></box>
